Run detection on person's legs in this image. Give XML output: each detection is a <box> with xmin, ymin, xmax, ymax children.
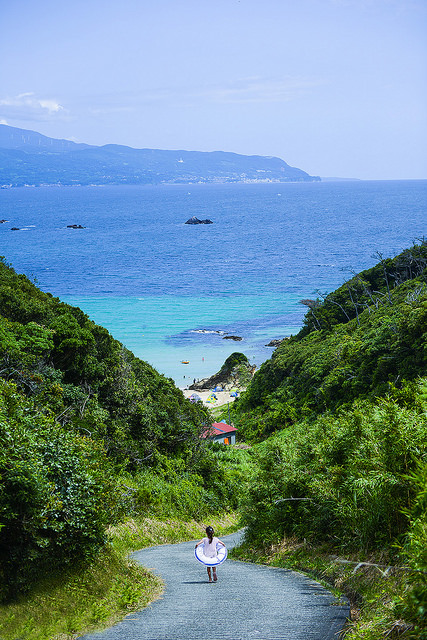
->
<box><xmin>207</xmin><ymin>567</ymin><xmax>212</xmax><ymax>582</ymax></box>
<box><xmin>213</xmin><ymin>567</ymin><xmax>217</xmax><ymax>582</ymax></box>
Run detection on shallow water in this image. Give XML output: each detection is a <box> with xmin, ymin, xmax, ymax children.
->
<box><xmin>62</xmin><ymin>293</ymin><xmax>304</xmax><ymax>383</ymax></box>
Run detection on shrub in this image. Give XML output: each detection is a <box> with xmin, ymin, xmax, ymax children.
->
<box><xmin>0</xmin><ymin>380</ymin><xmax>118</xmax><ymax>602</ymax></box>
<box><xmin>240</xmin><ymin>386</ymin><xmax>427</xmax><ymax>551</ymax></box>
<box><xmin>394</xmin><ymin>461</ymin><xmax>427</xmax><ymax>638</ymax></box>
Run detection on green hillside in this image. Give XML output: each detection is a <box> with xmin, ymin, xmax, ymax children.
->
<box><xmin>235</xmin><ymin>242</ymin><xmax>427</xmax><ymax>441</ymax></box>
<box><xmin>231</xmin><ymin>241</ymin><xmax>427</xmax><ymax>638</ymax></box>
<box><xmin>0</xmin><ymin>258</ymin><xmax>246</xmax><ymax>604</ymax></box>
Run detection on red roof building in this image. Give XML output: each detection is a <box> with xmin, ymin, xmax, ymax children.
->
<box><xmin>201</xmin><ymin>422</ymin><xmax>237</xmax><ymax>445</ymax></box>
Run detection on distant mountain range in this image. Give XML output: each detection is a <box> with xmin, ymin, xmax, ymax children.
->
<box><xmin>0</xmin><ymin>125</ymin><xmax>320</xmax><ymax>187</ymax></box>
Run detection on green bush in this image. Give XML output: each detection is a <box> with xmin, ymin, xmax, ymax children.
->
<box><xmin>240</xmin><ymin>385</ymin><xmax>427</xmax><ymax>550</ymax></box>
<box><xmin>0</xmin><ymin>380</ymin><xmax>118</xmax><ymax>601</ymax></box>
<box><xmin>117</xmin><ymin>445</ymin><xmax>255</xmax><ymax>522</ymax></box>
<box><xmin>394</xmin><ymin>461</ymin><xmax>427</xmax><ymax>638</ymax></box>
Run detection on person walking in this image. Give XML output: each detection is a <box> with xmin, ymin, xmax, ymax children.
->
<box><xmin>195</xmin><ymin>526</ymin><xmax>226</xmax><ymax>582</ymax></box>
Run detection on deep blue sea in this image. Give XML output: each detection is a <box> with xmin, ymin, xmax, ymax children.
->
<box><xmin>1</xmin><ymin>181</ymin><xmax>425</xmax><ymax>384</ymax></box>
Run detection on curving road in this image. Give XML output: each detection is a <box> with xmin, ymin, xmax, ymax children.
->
<box><xmin>79</xmin><ymin>531</ymin><xmax>349</xmax><ymax>640</ymax></box>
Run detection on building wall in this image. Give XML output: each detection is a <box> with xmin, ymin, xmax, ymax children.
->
<box><xmin>213</xmin><ymin>433</ymin><xmax>236</xmax><ymax>445</ymax></box>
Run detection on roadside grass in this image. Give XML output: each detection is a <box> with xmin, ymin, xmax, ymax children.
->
<box><xmin>108</xmin><ymin>512</ymin><xmax>239</xmax><ymax>557</ymax></box>
<box><xmin>231</xmin><ymin>538</ymin><xmax>415</xmax><ymax>640</ymax></box>
<box><xmin>0</xmin><ymin>513</ymin><xmax>239</xmax><ymax>640</ymax></box>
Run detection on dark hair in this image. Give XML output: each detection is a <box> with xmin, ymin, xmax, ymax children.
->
<box><xmin>206</xmin><ymin>526</ymin><xmax>214</xmax><ymax>544</ymax></box>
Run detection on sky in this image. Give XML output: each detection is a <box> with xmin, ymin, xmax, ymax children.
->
<box><xmin>0</xmin><ymin>0</ymin><xmax>426</xmax><ymax>180</ymax></box>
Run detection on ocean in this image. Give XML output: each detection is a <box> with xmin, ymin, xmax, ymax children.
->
<box><xmin>1</xmin><ymin>180</ymin><xmax>425</xmax><ymax>384</ymax></box>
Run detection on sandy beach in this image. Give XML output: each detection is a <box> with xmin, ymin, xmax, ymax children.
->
<box><xmin>181</xmin><ymin>388</ymin><xmax>238</xmax><ymax>408</ymax></box>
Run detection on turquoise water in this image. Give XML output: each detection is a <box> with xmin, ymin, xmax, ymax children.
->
<box><xmin>63</xmin><ymin>293</ymin><xmax>303</xmax><ymax>383</ymax></box>
<box><xmin>1</xmin><ymin>181</ymin><xmax>425</xmax><ymax>384</ymax></box>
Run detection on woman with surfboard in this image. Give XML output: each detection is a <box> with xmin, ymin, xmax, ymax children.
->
<box><xmin>194</xmin><ymin>526</ymin><xmax>227</xmax><ymax>583</ymax></box>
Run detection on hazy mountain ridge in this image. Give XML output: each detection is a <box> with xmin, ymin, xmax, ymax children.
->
<box><xmin>0</xmin><ymin>124</ymin><xmax>320</xmax><ymax>186</ymax></box>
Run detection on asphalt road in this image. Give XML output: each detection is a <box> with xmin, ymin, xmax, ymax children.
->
<box><xmin>79</xmin><ymin>530</ymin><xmax>349</xmax><ymax>640</ymax></box>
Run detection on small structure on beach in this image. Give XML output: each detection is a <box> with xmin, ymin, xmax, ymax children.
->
<box><xmin>201</xmin><ymin>421</ymin><xmax>237</xmax><ymax>445</ymax></box>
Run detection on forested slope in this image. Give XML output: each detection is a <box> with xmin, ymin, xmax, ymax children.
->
<box><xmin>232</xmin><ymin>241</ymin><xmax>427</xmax><ymax>637</ymax></box>
<box><xmin>0</xmin><ymin>257</ymin><xmax>210</xmax><ymax>461</ymax></box>
<box><xmin>0</xmin><ymin>258</ymin><xmax>242</xmax><ymax>602</ymax></box>
<box><xmin>236</xmin><ymin>242</ymin><xmax>427</xmax><ymax>441</ymax></box>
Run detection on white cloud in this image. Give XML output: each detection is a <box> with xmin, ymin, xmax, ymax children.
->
<box><xmin>38</xmin><ymin>99</ymin><xmax>64</xmax><ymax>113</ymax></box>
<box><xmin>0</xmin><ymin>92</ymin><xmax>67</xmax><ymax>121</ymax></box>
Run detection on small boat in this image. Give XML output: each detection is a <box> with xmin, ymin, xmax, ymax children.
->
<box><xmin>181</xmin><ymin>360</ymin><xmax>190</xmax><ymax>364</ymax></box>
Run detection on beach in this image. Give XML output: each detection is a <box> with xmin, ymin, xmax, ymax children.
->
<box><xmin>181</xmin><ymin>387</ymin><xmax>238</xmax><ymax>408</ymax></box>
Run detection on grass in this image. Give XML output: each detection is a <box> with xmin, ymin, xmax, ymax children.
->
<box><xmin>0</xmin><ymin>549</ymin><xmax>162</xmax><ymax>640</ymax></box>
<box><xmin>231</xmin><ymin>537</ymin><xmax>415</xmax><ymax>640</ymax></box>
<box><xmin>0</xmin><ymin>512</ymin><xmax>239</xmax><ymax>640</ymax></box>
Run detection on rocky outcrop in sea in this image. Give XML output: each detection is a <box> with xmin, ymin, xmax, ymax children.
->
<box><xmin>185</xmin><ymin>216</ymin><xmax>213</xmax><ymax>225</ymax></box>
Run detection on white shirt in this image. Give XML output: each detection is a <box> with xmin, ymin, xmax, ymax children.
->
<box><xmin>203</xmin><ymin>536</ymin><xmax>220</xmax><ymax>558</ymax></box>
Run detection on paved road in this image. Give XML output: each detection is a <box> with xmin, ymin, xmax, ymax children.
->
<box><xmin>79</xmin><ymin>531</ymin><xmax>349</xmax><ymax>640</ymax></box>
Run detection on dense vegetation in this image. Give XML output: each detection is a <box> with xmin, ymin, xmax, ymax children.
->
<box><xmin>236</xmin><ymin>242</ymin><xmax>427</xmax><ymax>441</ymax></box>
<box><xmin>0</xmin><ymin>258</ymin><xmax>246</xmax><ymax>603</ymax></box>
<box><xmin>232</xmin><ymin>241</ymin><xmax>427</xmax><ymax>638</ymax></box>
<box><xmin>1</xmin><ymin>240</ymin><xmax>426</xmax><ymax>638</ymax></box>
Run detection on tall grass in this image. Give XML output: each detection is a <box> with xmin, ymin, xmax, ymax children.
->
<box><xmin>0</xmin><ymin>545</ymin><xmax>162</xmax><ymax>640</ymax></box>
<box><xmin>240</xmin><ymin>385</ymin><xmax>427</xmax><ymax>551</ymax></box>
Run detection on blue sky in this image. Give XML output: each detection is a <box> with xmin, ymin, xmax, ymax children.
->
<box><xmin>1</xmin><ymin>0</ymin><xmax>426</xmax><ymax>179</ymax></box>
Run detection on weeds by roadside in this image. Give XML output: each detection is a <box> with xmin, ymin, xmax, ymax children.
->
<box><xmin>231</xmin><ymin>538</ymin><xmax>419</xmax><ymax>640</ymax></box>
